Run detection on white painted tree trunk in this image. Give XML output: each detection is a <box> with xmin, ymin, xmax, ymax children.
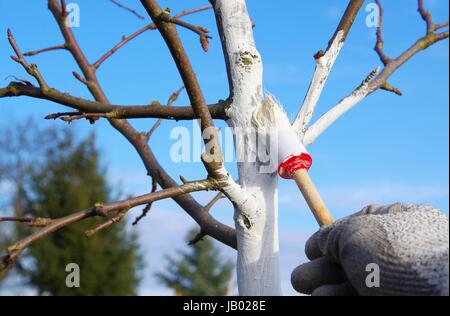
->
<box><xmin>213</xmin><ymin>0</ymin><xmax>281</xmax><ymax>295</ymax></box>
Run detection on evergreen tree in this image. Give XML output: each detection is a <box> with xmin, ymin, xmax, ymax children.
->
<box><xmin>21</xmin><ymin>130</ymin><xmax>141</xmax><ymax>295</ymax></box>
<box><xmin>156</xmin><ymin>229</ymin><xmax>233</xmax><ymax>296</ymax></box>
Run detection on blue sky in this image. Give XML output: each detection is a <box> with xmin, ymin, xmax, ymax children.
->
<box><xmin>0</xmin><ymin>0</ymin><xmax>448</xmax><ymax>295</ymax></box>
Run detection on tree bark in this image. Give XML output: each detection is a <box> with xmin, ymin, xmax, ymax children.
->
<box><xmin>212</xmin><ymin>0</ymin><xmax>281</xmax><ymax>295</ymax></box>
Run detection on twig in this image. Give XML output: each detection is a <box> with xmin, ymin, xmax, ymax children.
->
<box><xmin>4</xmin><ymin>75</ymin><xmax>33</xmax><ymax>87</ymax></box>
<box><xmin>418</xmin><ymin>0</ymin><xmax>433</xmax><ymax>34</ymax></box>
<box><xmin>93</xmin><ymin>6</ymin><xmax>212</xmax><ymax>69</ymax></box>
<box><xmin>72</xmin><ymin>71</ymin><xmax>89</xmax><ymax>85</ymax></box>
<box><xmin>188</xmin><ymin>192</ymin><xmax>225</xmax><ymax>245</ymax></box>
<box><xmin>7</xmin><ymin>29</ymin><xmax>48</xmax><ymax>89</ymax></box>
<box><xmin>159</xmin><ymin>13</ymin><xmax>212</xmax><ymax>52</ymax></box>
<box><xmin>85</xmin><ymin>209</ymin><xmax>128</xmax><ymax>237</ymax></box>
<box><xmin>1</xmin><ymin>179</ymin><xmax>216</xmax><ymax>272</ymax></box>
<box><xmin>61</xmin><ymin>0</ymin><xmax>67</xmax><ymax>16</ymax></box>
<box><xmin>132</xmin><ymin>177</ymin><xmax>158</xmax><ymax>225</ymax></box>
<box><xmin>204</xmin><ymin>192</ymin><xmax>225</xmax><ymax>211</ymax></box>
<box><xmin>109</xmin><ymin>0</ymin><xmax>145</xmax><ymax>20</ymax></box>
<box><xmin>23</xmin><ymin>44</ymin><xmax>67</xmax><ymax>57</ymax></box>
<box><xmin>375</xmin><ymin>0</ymin><xmax>391</xmax><ymax>65</ymax></box>
<box><xmin>146</xmin><ymin>86</ymin><xmax>185</xmax><ymax>140</ymax></box>
<box><xmin>45</xmin><ymin>111</ymin><xmax>107</xmax><ymax>124</ymax></box>
<box><xmin>0</xmin><ymin>217</ymin><xmax>52</xmax><ymax>227</ymax></box>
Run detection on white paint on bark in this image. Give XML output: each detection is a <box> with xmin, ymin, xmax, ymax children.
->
<box><xmin>302</xmin><ymin>68</ymin><xmax>380</xmax><ymax>146</ymax></box>
<box><xmin>213</xmin><ymin>0</ymin><xmax>281</xmax><ymax>295</ymax></box>
<box><xmin>293</xmin><ymin>31</ymin><xmax>345</xmax><ymax>137</ymax></box>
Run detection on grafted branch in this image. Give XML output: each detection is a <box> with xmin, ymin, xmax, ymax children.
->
<box><xmin>303</xmin><ymin>0</ymin><xmax>448</xmax><ymax>146</ymax></box>
<box><xmin>293</xmin><ymin>0</ymin><xmax>365</xmax><ymax>136</ymax></box>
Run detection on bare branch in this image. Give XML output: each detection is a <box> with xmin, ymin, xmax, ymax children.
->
<box><xmin>159</xmin><ymin>14</ymin><xmax>211</xmax><ymax>52</ymax></box>
<box><xmin>293</xmin><ymin>0</ymin><xmax>364</xmax><ymax>136</ymax></box>
<box><xmin>0</xmin><ymin>0</ymin><xmax>237</xmax><ymax>253</ymax></box>
<box><xmin>140</xmin><ymin>0</ymin><xmax>224</xmax><ymax>175</ymax></box>
<box><xmin>189</xmin><ymin>192</ymin><xmax>225</xmax><ymax>245</ymax></box>
<box><xmin>375</xmin><ymin>0</ymin><xmax>391</xmax><ymax>65</ymax></box>
<box><xmin>132</xmin><ymin>177</ymin><xmax>158</xmax><ymax>226</ymax></box>
<box><xmin>1</xmin><ymin>179</ymin><xmax>216</xmax><ymax>272</ymax></box>
<box><xmin>93</xmin><ymin>6</ymin><xmax>212</xmax><ymax>69</ymax></box>
<box><xmin>72</xmin><ymin>71</ymin><xmax>89</xmax><ymax>85</ymax></box>
<box><xmin>7</xmin><ymin>29</ymin><xmax>48</xmax><ymax>89</ymax></box>
<box><xmin>23</xmin><ymin>44</ymin><xmax>67</xmax><ymax>57</ymax></box>
<box><xmin>147</xmin><ymin>86</ymin><xmax>185</xmax><ymax>140</ymax></box>
<box><xmin>93</xmin><ymin>24</ymin><xmax>155</xmax><ymax>69</ymax></box>
<box><xmin>0</xmin><ymin>82</ymin><xmax>228</xmax><ymax>120</ymax></box>
<box><xmin>304</xmin><ymin>0</ymin><xmax>448</xmax><ymax>145</ymax></box>
<box><xmin>109</xmin><ymin>0</ymin><xmax>145</xmax><ymax>20</ymax></box>
<box><xmin>85</xmin><ymin>209</ymin><xmax>127</xmax><ymax>237</ymax></box>
<box><xmin>188</xmin><ymin>231</ymin><xmax>206</xmax><ymax>245</ymax></box>
<box><xmin>418</xmin><ymin>0</ymin><xmax>433</xmax><ymax>34</ymax></box>
<box><xmin>204</xmin><ymin>192</ymin><xmax>225</xmax><ymax>211</ymax></box>
<box><xmin>0</xmin><ymin>217</ymin><xmax>52</xmax><ymax>227</ymax></box>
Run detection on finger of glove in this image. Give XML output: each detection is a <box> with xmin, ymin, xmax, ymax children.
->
<box><xmin>305</xmin><ymin>206</ymin><xmax>378</xmax><ymax>260</ymax></box>
<box><xmin>291</xmin><ymin>257</ymin><xmax>346</xmax><ymax>294</ymax></box>
<box><xmin>305</xmin><ymin>223</ymin><xmax>336</xmax><ymax>260</ymax></box>
<box><xmin>311</xmin><ymin>282</ymin><xmax>357</xmax><ymax>296</ymax></box>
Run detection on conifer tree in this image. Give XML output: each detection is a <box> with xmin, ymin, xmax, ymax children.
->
<box><xmin>1</xmin><ymin>126</ymin><xmax>142</xmax><ymax>295</ymax></box>
<box><xmin>156</xmin><ymin>229</ymin><xmax>233</xmax><ymax>296</ymax></box>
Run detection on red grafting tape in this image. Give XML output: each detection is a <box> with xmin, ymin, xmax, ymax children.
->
<box><xmin>278</xmin><ymin>153</ymin><xmax>312</xmax><ymax>179</ymax></box>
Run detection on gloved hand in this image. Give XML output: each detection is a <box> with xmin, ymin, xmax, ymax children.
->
<box><xmin>291</xmin><ymin>203</ymin><xmax>449</xmax><ymax>296</ymax></box>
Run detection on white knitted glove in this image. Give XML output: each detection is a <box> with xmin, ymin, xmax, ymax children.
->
<box><xmin>291</xmin><ymin>203</ymin><xmax>449</xmax><ymax>296</ymax></box>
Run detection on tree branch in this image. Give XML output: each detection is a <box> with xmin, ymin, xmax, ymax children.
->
<box><xmin>303</xmin><ymin>0</ymin><xmax>448</xmax><ymax>146</ymax></box>
<box><xmin>47</xmin><ymin>0</ymin><xmax>236</xmax><ymax>248</ymax></box>
<box><xmin>1</xmin><ymin>179</ymin><xmax>216</xmax><ymax>272</ymax></box>
<box><xmin>7</xmin><ymin>29</ymin><xmax>48</xmax><ymax>89</ymax></box>
<box><xmin>93</xmin><ymin>5</ymin><xmax>212</xmax><ymax>69</ymax></box>
<box><xmin>85</xmin><ymin>209</ymin><xmax>127</xmax><ymax>237</ymax></box>
<box><xmin>0</xmin><ymin>82</ymin><xmax>228</xmax><ymax>120</ymax></box>
<box><xmin>109</xmin><ymin>0</ymin><xmax>145</xmax><ymax>20</ymax></box>
<box><xmin>140</xmin><ymin>0</ymin><xmax>225</xmax><ymax>176</ymax></box>
<box><xmin>132</xmin><ymin>176</ymin><xmax>158</xmax><ymax>226</ymax></box>
<box><xmin>159</xmin><ymin>14</ymin><xmax>211</xmax><ymax>52</ymax></box>
<box><xmin>0</xmin><ymin>217</ymin><xmax>52</xmax><ymax>227</ymax></box>
<box><xmin>293</xmin><ymin>0</ymin><xmax>364</xmax><ymax>136</ymax></box>
<box><xmin>146</xmin><ymin>86</ymin><xmax>185</xmax><ymax>140</ymax></box>
<box><xmin>188</xmin><ymin>192</ymin><xmax>224</xmax><ymax>245</ymax></box>
<box><xmin>375</xmin><ymin>0</ymin><xmax>391</xmax><ymax>65</ymax></box>
<box><xmin>23</xmin><ymin>44</ymin><xmax>67</xmax><ymax>57</ymax></box>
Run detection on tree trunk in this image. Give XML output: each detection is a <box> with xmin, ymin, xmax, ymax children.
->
<box><xmin>212</xmin><ymin>0</ymin><xmax>281</xmax><ymax>295</ymax></box>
